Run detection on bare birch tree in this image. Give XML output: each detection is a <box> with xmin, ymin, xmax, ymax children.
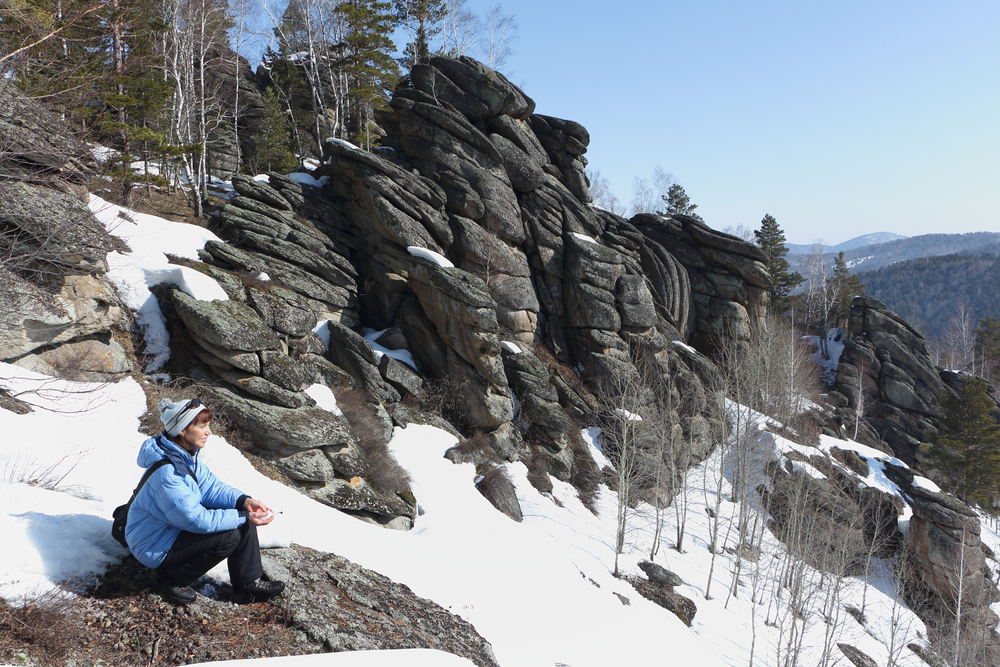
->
<box><xmin>586</xmin><ymin>168</ymin><xmax>625</xmax><ymax>216</ymax></box>
<box><xmin>484</xmin><ymin>4</ymin><xmax>516</xmax><ymax>69</ymax></box>
<box><xmin>440</xmin><ymin>0</ymin><xmax>480</xmax><ymax>57</ymax></box>
<box><xmin>944</xmin><ymin>302</ymin><xmax>978</xmax><ymax>374</ymax></box>
<box><xmin>597</xmin><ymin>368</ymin><xmax>653</xmax><ymax>577</ymax></box>
<box><xmin>629</xmin><ymin>176</ymin><xmax>656</xmax><ymax>215</ymax></box>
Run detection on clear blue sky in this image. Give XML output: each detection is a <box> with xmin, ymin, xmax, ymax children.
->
<box><xmin>485</xmin><ymin>0</ymin><xmax>999</xmax><ymax>245</ymax></box>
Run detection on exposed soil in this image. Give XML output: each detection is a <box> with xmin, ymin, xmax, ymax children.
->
<box><xmin>0</xmin><ymin>556</ymin><xmax>310</xmax><ymax>667</ymax></box>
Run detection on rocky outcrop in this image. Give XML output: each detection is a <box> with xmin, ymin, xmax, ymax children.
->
<box><xmin>828</xmin><ymin>296</ymin><xmax>1000</xmax><ymax>474</ymax></box>
<box><xmin>631</xmin><ymin>561</ymin><xmax>696</xmax><ymax>626</ymax></box>
<box><xmin>3</xmin><ymin>57</ymin><xmax>764</xmax><ymax>524</ymax></box>
<box><xmin>761</xmin><ymin>434</ymin><xmax>1000</xmax><ymax>664</ymax></box>
<box><xmin>761</xmin><ymin>445</ymin><xmax>902</xmax><ymax>576</ymax></box>
<box><xmin>829</xmin><ymin>297</ymin><xmax>949</xmax><ymax>465</ymax></box>
<box><xmin>903</xmin><ymin>486</ymin><xmax>1000</xmax><ymax>663</ymax></box>
<box><xmin>905</xmin><ymin>486</ymin><xmax>997</xmax><ymax>606</ymax></box>
<box><xmin>0</xmin><ymin>87</ymin><xmax>130</xmax><ymax>382</ymax></box>
<box><xmin>631</xmin><ymin>213</ymin><xmax>770</xmax><ymax>349</ymax></box>
<box><xmin>204</xmin><ymin>46</ymin><xmax>267</xmax><ymax>180</ymax></box>
<box><xmin>837</xmin><ymin>644</ymin><xmax>878</xmax><ymax>667</ymax></box>
<box><xmin>0</xmin><ymin>83</ymin><xmax>94</xmax><ymax>187</ymax></box>
<box><xmin>133</xmin><ymin>56</ymin><xmax>770</xmax><ymax>514</ymax></box>
<box><xmin>261</xmin><ymin>545</ymin><xmax>499</xmax><ymax>666</ymax></box>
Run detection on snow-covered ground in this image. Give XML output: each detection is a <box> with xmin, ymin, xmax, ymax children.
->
<box><xmin>2</xmin><ymin>188</ymin><xmax>999</xmax><ymax>667</ymax></box>
<box><xmin>807</xmin><ymin>328</ymin><xmax>846</xmax><ymax>385</ymax></box>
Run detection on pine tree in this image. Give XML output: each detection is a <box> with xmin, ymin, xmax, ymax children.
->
<box><xmin>925</xmin><ymin>378</ymin><xmax>1000</xmax><ymax>508</ymax></box>
<box><xmin>6</xmin><ymin>0</ymin><xmax>109</xmax><ymax>121</ymax></box>
<box><xmin>335</xmin><ymin>0</ymin><xmax>401</xmax><ymax>146</ymax></box>
<box><xmin>661</xmin><ymin>184</ymin><xmax>703</xmax><ymax>221</ymax></box>
<box><xmin>262</xmin><ymin>42</ymin><xmax>315</xmax><ymax>156</ymax></box>
<box><xmin>395</xmin><ymin>0</ymin><xmax>446</xmax><ymax>69</ymax></box>
<box><xmin>248</xmin><ymin>87</ymin><xmax>298</xmax><ymax>174</ymax></box>
<box><xmin>754</xmin><ymin>214</ymin><xmax>804</xmax><ymax>315</ymax></box>
<box><xmin>827</xmin><ymin>251</ymin><xmax>865</xmax><ymax>329</ymax></box>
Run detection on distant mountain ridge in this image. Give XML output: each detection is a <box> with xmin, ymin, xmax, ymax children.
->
<box><xmin>788</xmin><ymin>231</ymin><xmax>1000</xmax><ymax>276</ymax></box>
<box><xmin>786</xmin><ymin>232</ymin><xmax>907</xmax><ymax>255</ymax></box>
<box><xmin>856</xmin><ymin>246</ymin><xmax>1000</xmax><ymax>340</ymax></box>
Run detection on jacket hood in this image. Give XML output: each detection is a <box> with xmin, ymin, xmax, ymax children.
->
<box><xmin>137</xmin><ymin>434</ymin><xmax>197</xmax><ymax>478</ymax></box>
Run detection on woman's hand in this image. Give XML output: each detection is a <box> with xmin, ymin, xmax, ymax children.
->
<box><xmin>243</xmin><ymin>498</ymin><xmax>276</xmax><ymax>526</ymax></box>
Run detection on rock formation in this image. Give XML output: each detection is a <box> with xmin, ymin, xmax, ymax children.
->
<box><xmin>761</xmin><ymin>430</ymin><xmax>1000</xmax><ymax>664</ymax></box>
<box><xmin>0</xmin><ymin>86</ymin><xmax>132</xmax><ymax>382</ymax></box>
<box><xmin>0</xmin><ymin>57</ymin><xmax>797</xmax><ymax>526</ymax></box>
<box><xmin>3</xmin><ymin>53</ymin><xmax>1000</xmax><ymax>664</ymax></box>
<box><xmin>146</xmin><ymin>55</ymin><xmax>778</xmax><ymax>518</ymax></box>
<box><xmin>829</xmin><ymin>296</ymin><xmax>1000</xmax><ymax>469</ymax></box>
<box><xmin>261</xmin><ymin>546</ymin><xmax>499</xmax><ymax>666</ymax></box>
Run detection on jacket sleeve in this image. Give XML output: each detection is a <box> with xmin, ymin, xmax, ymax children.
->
<box><xmin>195</xmin><ymin>460</ymin><xmax>246</xmax><ymax>510</ymax></box>
<box><xmin>152</xmin><ymin>467</ymin><xmax>244</xmax><ymax>534</ymax></box>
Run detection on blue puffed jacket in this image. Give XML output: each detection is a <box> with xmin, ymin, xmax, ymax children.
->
<box><xmin>125</xmin><ymin>434</ymin><xmax>248</xmax><ymax>569</ymax></box>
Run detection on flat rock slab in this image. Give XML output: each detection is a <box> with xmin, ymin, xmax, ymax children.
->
<box><xmin>261</xmin><ymin>546</ymin><xmax>499</xmax><ymax>667</ymax></box>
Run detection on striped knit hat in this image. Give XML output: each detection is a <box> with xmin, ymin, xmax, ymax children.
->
<box><xmin>158</xmin><ymin>398</ymin><xmax>206</xmax><ymax>437</ymax></box>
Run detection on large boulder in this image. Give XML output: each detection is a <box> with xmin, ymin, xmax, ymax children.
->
<box><xmin>0</xmin><ymin>271</ymin><xmax>128</xmax><ymax>362</ymax></box>
<box><xmin>169</xmin><ymin>289</ymin><xmax>282</xmax><ymax>353</ymax></box>
<box><xmin>905</xmin><ymin>486</ymin><xmax>997</xmax><ymax>607</ymax></box>
<box><xmin>207</xmin><ymin>385</ymin><xmax>353</xmax><ymax>455</ymax></box>
<box><xmin>261</xmin><ymin>546</ymin><xmax>500</xmax><ymax>665</ymax></box>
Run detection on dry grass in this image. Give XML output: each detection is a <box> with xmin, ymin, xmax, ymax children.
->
<box><xmin>415</xmin><ymin>375</ymin><xmax>473</xmax><ymax>433</ymax></box>
<box><xmin>337</xmin><ymin>388</ymin><xmax>411</xmax><ymax>496</ymax></box>
<box><xmin>0</xmin><ymin>590</ymin><xmax>84</xmax><ymax>664</ymax></box>
<box><xmin>525</xmin><ymin>446</ymin><xmax>553</xmax><ymax>495</ymax></box>
<box><xmin>451</xmin><ymin>431</ymin><xmax>502</xmax><ymax>466</ymax></box>
<box><xmin>0</xmin><ymin>556</ymin><xmax>302</xmax><ymax>667</ymax></box>
<box><xmin>475</xmin><ymin>464</ymin><xmax>510</xmax><ymax>496</ymax></box>
<box><xmin>567</xmin><ymin>427</ymin><xmax>601</xmax><ymax>514</ymax></box>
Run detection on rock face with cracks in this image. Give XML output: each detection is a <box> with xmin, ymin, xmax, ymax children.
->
<box><xmin>0</xmin><ymin>87</ymin><xmax>130</xmax><ymax>381</ymax></box>
<box><xmin>153</xmin><ymin>56</ymin><xmax>758</xmax><ymax>516</ymax></box>
<box><xmin>260</xmin><ymin>545</ymin><xmax>499</xmax><ymax>666</ymax></box>
<box><xmin>761</xmin><ymin>437</ymin><xmax>1000</xmax><ymax>664</ymax></box>
<box><xmin>0</xmin><ymin>57</ymin><xmax>779</xmax><ymax>529</ymax></box>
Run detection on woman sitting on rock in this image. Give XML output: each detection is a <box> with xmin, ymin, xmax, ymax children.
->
<box><xmin>125</xmin><ymin>398</ymin><xmax>285</xmax><ymax>604</ymax></box>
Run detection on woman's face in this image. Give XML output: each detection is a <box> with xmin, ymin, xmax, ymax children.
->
<box><xmin>177</xmin><ymin>418</ymin><xmax>211</xmax><ymax>453</ymax></box>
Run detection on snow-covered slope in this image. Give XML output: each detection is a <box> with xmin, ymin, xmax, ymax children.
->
<box><xmin>2</xmin><ymin>194</ymin><xmax>998</xmax><ymax>667</ymax></box>
<box><xmin>6</xmin><ymin>363</ymin><xmax>978</xmax><ymax>667</ymax></box>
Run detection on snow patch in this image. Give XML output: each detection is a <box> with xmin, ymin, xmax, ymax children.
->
<box><xmin>363</xmin><ymin>328</ymin><xmax>418</xmax><ymax>371</ymax></box>
<box><xmin>407</xmin><ymin>246</ymin><xmax>454</xmax><ymax>268</ymax></box>
<box><xmin>326</xmin><ymin>137</ymin><xmax>359</xmax><ymax>151</ymax></box>
<box><xmin>501</xmin><ymin>341</ymin><xmax>522</xmax><ymax>354</ymax></box>
<box><xmin>287</xmin><ymin>172</ymin><xmax>330</xmax><ymax>188</ymax></box>
<box><xmin>672</xmin><ymin>340</ymin><xmax>697</xmax><ymax>354</ymax></box>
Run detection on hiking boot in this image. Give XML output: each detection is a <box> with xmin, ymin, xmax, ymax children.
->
<box><xmin>233</xmin><ymin>578</ymin><xmax>285</xmax><ymax>604</ymax></box>
<box><xmin>147</xmin><ymin>568</ymin><xmax>197</xmax><ymax>604</ymax></box>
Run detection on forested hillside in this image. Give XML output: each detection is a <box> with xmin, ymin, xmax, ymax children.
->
<box><xmin>858</xmin><ymin>249</ymin><xmax>1000</xmax><ymax>339</ymax></box>
<box><xmin>785</xmin><ymin>231</ymin><xmax>906</xmax><ymax>255</ymax></box>
<box><xmin>788</xmin><ymin>232</ymin><xmax>1000</xmax><ymax>275</ymax></box>
<box><xmin>0</xmin><ymin>0</ymin><xmax>518</xmax><ymax>217</ymax></box>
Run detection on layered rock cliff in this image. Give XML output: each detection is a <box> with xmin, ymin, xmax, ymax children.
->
<box><xmin>828</xmin><ymin>296</ymin><xmax>1000</xmax><ymax>468</ymax></box>
<box><xmin>152</xmin><ymin>56</ymin><xmax>775</xmax><ymax>511</ymax></box>
<box><xmin>0</xmin><ymin>85</ymin><xmax>132</xmax><ymax>382</ymax></box>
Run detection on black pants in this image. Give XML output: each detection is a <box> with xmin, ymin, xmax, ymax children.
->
<box><xmin>158</xmin><ymin>520</ymin><xmax>262</xmax><ymax>587</ymax></box>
